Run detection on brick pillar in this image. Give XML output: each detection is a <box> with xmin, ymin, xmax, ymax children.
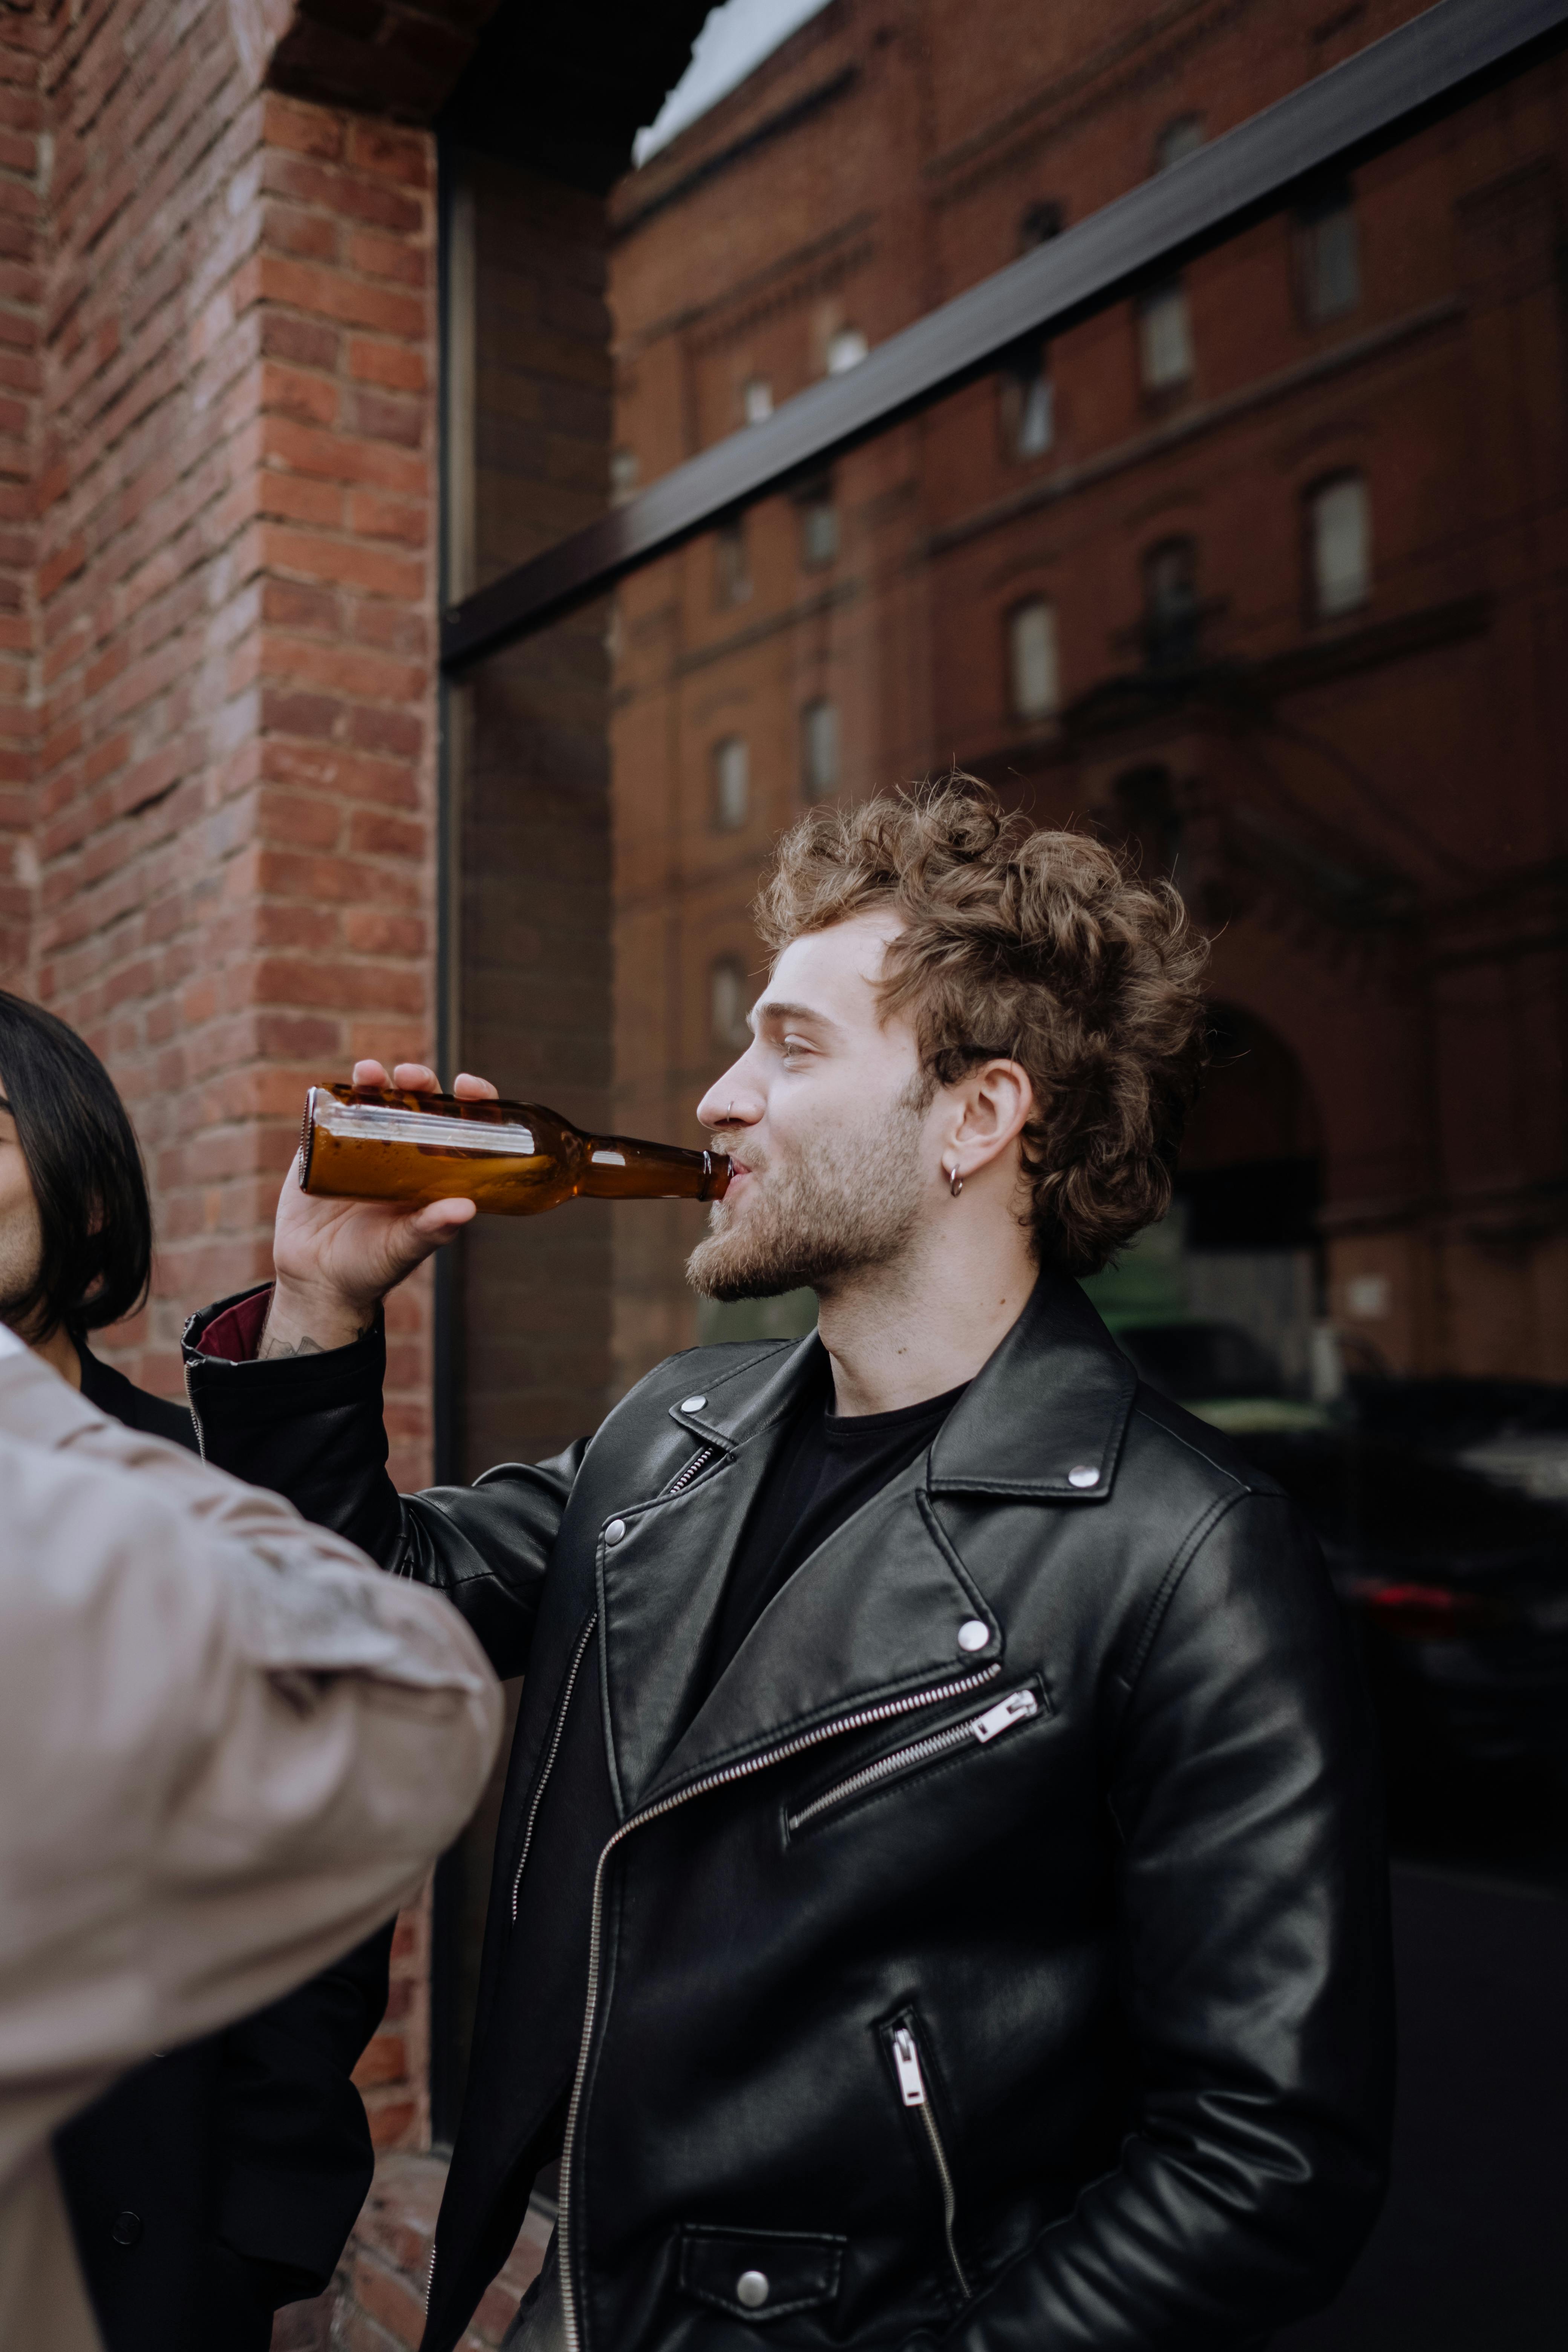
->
<box><xmin>23</xmin><ymin>9</ymin><xmax>438</xmax><ymax>1488</ymax></box>
<box><xmin>0</xmin><ymin>10</ymin><xmax>41</xmax><ymax>980</ymax></box>
<box><xmin>7</xmin><ymin>0</ymin><xmax>442</xmax><ymax>2165</ymax></box>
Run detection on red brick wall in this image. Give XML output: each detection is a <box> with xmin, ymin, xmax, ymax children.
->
<box><xmin>0</xmin><ymin>9</ymin><xmax>42</xmax><ymax>983</ymax></box>
<box><xmin>14</xmin><ymin>4</ymin><xmax>440</xmax><ymax>1482</ymax></box>
<box><xmin>0</xmin><ymin>0</ymin><xmax>444</xmax><ymax>2162</ymax></box>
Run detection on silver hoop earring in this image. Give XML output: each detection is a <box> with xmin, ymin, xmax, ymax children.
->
<box><xmin>948</xmin><ymin>1165</ymin><xmax>963</xmax><ymax>1199</ymax></box>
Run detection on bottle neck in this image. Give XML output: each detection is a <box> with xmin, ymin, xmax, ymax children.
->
<box><xmin>577</xmin><ymin>1135</ymin><xmax>730</xmax><ymax>1202</ymax></box>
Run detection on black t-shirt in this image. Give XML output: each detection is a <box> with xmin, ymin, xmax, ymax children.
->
<box><xmin>702</xmin><ymin>1345</ymin><xmax>970</xmax><ymax>1693</ymax></box>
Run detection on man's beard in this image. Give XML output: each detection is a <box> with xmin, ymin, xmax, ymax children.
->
<box><xmin>687</xmin><ymin>1086</ymin><xmax>929</xmax><ymax>1303</ymax></box>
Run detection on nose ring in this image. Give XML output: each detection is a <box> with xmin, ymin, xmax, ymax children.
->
<box><xmin>727</xmin><ymin>1099</ymin><xmax>735</xmax><ymax>1119</ymax></box>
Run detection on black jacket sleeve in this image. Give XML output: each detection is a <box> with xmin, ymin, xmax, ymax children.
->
<box><xmin>184</xmin><ymin>1289</ymin><xmax>583</xmax><ymax>1682</ymax></box>
<box><xmin>923</xmin><ymin>1490</ymin><xmax>1392</xmax><ymax>2352</ymax></box>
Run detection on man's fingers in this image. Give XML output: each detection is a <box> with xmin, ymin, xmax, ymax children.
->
<box><xmin>352</xmin><ymin>1058</ymin><xmax>392</xmax><ymax>1088</ymax></box>
<box><xmin>409</xmin><ymin>1198</ymin><xmax>477</xmax><ymax>1242</ymax></box>
<box><xmin>452</xmin><ymin>1072</ymin><xmax>501</xmax><ymax>1101</ymax></box>
<box><xmin>390</xmin><ymin>1062</ymin><xmax>441</xmax><ymax>1093</ymax></box>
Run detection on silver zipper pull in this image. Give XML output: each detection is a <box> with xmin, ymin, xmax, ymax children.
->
<box><xmin>892</xmin><ymin>2026</ymin><xmax>927</xmax><ymax>2107</ymax></box>
<box><xmin>971</xmin><ymin>1688</ymin><xmax>1039</xmax><ymax>1744</ymax></box>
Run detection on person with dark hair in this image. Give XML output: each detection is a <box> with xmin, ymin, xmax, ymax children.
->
<box><xmin>0</xmin><ymin>991</ymin><xmax>402</xmax><ymax>2352</ymax></box>
<box><xmin>185</xmin><ymin>781</ymin><xmax>1392</xmax><ymax>2352</ymax></box>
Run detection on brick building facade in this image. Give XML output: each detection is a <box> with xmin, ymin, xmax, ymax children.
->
<box><xmin>608</xmin><ymin>0</ymin><xmax>1568</xmax><ymax>1393</ymax></box>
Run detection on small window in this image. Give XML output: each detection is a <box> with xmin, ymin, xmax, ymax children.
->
<box><xmin>1142</xmin><ymin>538</ymin><xmax>1200</xmax><ymax>670</ymax></box>
<box><xmin>1008</xmin><ymin>599</ymin><xmax>1060</xmax><ymax>722</ymax></box>
<box><xmin>713</xmin><ymin>735</ymin><xmax>749</xmax><ymax>829</ymax></box>
<box><xmin>825</xmin><ymin>326</ymin><xmax>868</xmax><ymax>374</ymax></box>
<box><xmin>610</xmin><ymin>447</ymin><xmax>639</xmax><ymax>505</ymax></box>
<box><xmin>1298</xmin><ymin>178</ymin><xmax>1360</xmax><ymax>321</ymax></box>
<box><xmin>710</xmin><ymin>956</ymin><xmax>753</xmax><ymax>1053</ymax></box>
<box><xmin>714</xmin><ymin>518</ymin><xmax>750</xmax><ymax>609</ymax></box>
<box><xmin>797</xmin><ymin>476</ymin><xmax>838</xmax><ymax>567</ymax></box>
<box><xmin>1155</xmin><ymin>115</ymin><xmax>1204</xmax><ymax>170</ymax></box>
<box><xmin>1309</xmin><ymin>474</ymin><xmax>1370</xmax><ymax>617</ymax></box>
<box><xmin>1139</xmin><ymin>281</ymin><xmax>1193</xmax><ymax>390</ymax></box>
<box><xmin>801</xmin><ymin>698</ymin><xmax>839</xmax><ymax>798</ymax></box>
<box><xmin>743</xmin><ymin>377</ymin><xmax>773</xmax><ymax>425</ymax></box>
<box><xmin>1002</xmin><ymin>345</ymin><xmax>1054</xmax><ymax>459</ymax></box>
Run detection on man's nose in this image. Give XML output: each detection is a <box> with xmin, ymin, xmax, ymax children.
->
<box><xmin>696</xmin><ymin>1065</ymin><xmax>761</xmax><ymax>1130</ymax></box>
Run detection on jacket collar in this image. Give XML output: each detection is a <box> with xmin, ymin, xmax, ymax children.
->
<box><xmin>669</xmin><ymin>1268</ymin><xmax>1136</xmax><ymax>1501</ymax></box>
<box><xmin>598</xmin><ymin>1271</ymin><xmax>1137</xmax><ymax>1815</ymax></box>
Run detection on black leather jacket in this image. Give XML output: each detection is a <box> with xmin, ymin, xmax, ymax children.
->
<box><xmin>186</xmin><ymin>1271</ymin><xmax>1392</xmax><ymax>2352</ymax></box>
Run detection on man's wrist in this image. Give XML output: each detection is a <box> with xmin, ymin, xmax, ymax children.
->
<box><xmin>261</xmin><ymin>1279</ymin><xmax>377</xmax><ymax>1361</ymax></box>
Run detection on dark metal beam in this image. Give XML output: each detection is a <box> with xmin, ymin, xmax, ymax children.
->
<box><xmin>442</xmin><ymin>0</ymin><xmax>1568</xmax><ymax>671</ymax></box>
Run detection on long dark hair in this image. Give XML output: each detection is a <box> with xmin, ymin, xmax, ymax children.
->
<box><xmin>0</xmin><ymin>992</ymin><xmax>152</xmax><ymax>1340</ymax></box>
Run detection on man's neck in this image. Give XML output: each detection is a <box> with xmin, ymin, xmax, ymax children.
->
<box><xmin>815</xmin><ymin>1224</ymin><xmax>1038</xmax><ymax>1416</ymax></box>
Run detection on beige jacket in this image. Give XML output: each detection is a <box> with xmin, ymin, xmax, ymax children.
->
<box><xmin>0</xmin><ymin>1331</ymin><xmax>502</xmax><ymax>2350</ymax></box>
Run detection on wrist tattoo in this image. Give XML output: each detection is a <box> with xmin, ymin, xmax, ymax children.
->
<box><xmin>258</xmin><ymin>1323</ymin><xmax>370</xmax><ymax>1362</ymax></box>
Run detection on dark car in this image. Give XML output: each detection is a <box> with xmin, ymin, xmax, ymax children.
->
<box><xmin>1229</xmin><ymin>1431</ymin><xmax>1568</xmax><ymax>1780</ymax></box>
<box><xmin>1115</xmin><ymin>1322</ymin><xmax>1568</xmax><ymax>1783</ymax></box>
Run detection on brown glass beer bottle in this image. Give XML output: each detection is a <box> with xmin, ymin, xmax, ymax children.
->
<box><xmin>298</xmin><ymin>1084</ymin><xmax>730</xmax><ymax>1217</ymax></box>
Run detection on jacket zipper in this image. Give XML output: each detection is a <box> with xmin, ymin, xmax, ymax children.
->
<box><xmin>890</xmin><ymin>2024</ymin><xmax>970</xmax><ymax>2301</ymax></box>
<box><xmin>664</xmin><ymin>1442</ymin><xmax>717</xmax><ymax>1496</ymax></box>
<box><xmin>555</xmin><ymin>1659</ymin><xmax>1001</xmax><ymax>2352</ymax></box>
<box><xmin>787</xmin><ymin>1686</ymin><xmax>1038</xmax><ymax>1833</ymax></box>
<box><xmin>511</xmin><ymin>1612</ymin><xmax>598</xmax><ymax>1923</ymax></box>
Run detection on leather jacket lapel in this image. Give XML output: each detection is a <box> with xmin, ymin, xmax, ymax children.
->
<box><xmin>639</xmin><ymin>1464</ymin><xmax>1000</xmax><ymax>1806</ymax></box>
<box><xmin>596</xmin><ymin>1335</ymin><xmax>821</xmax><ymax>1816</ymax></box>
<box><xmin>595</xmin><ymin>1272</ymin><xmax>1135</xmax><ymax>1816</ymax></box>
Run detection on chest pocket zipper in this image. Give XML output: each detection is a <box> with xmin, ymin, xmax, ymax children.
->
<box><xmin>664</xmin><ymin>1442</ymin><xmax>717</xmax><ymax>1497</ymax></box>
<box><xmin>787</xmin><ymin>1685</ymin><xmax>1039</xmax><ymax>1835</ymax></box>
<box><xmin>888</xmin><ymin>2020</ymin><xmax>970</xmax><ymax>2301</ymax></box>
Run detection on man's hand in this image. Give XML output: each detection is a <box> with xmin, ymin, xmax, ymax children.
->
<box><xmin>262</xmin><ymin>1061</ymin><xmax>498</xmax><ymax>1359</ymax></box>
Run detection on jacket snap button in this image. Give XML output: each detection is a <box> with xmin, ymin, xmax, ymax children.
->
<box><xmin>957</xmin><ymin>1619</ymin><xmax>990</xmax><ymax>1652</ymax></box>
<box><xmin>1067</xmin><ymin>1464</ymin><xmax>1099</xmax><ymax>1488</ymax></box>
<box><xmin>110</xmin><ymin>2210</ymin><xmax>143</xmax><ymax>2247</ymax></box>
<box><xmin>605</xmin><ymin>1518</ymin><xmax>627</xmax><ymax>1545</ymax></box>
<box><xmin>680</xmin><ymin>1394</ymin><xmax>707</xmax><ymax>1412</ymax></box>
<box><xmin>735</xmin><ymin>2270</ymin><xmax>770</xmax><ymax>2309</ymax></box>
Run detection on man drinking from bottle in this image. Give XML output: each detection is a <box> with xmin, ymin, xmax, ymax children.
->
<box><xmin>186</xmin><ymin>777</ymin><xmax>1392</xmax><ymax>2352</ymax></box>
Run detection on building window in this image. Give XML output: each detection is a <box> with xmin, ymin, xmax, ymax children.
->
<box><xmin>714</xmin><ymin>518</ymin><xmax>750</xmax><ymax>608</ymax></box>
<box><xmin>797</xmin><ymin>474</ymin><xmax>838</xmax><ymax>567</ymax></box>
<box><xmin>1155</xmin><ymin>114</ymin><xmax>1204</xmax><ymax>170</ymax></box>
<box><xmin>1143</xmin><ymin>537</ymin><xmax>1200</xmax><ymax>670</ymax></box>
<box><xmin>1138</xmin><ymin>280</ymin><xmax>1193</xmax><ymax>390</ymax></box>
<box><xmin>610</xmin><ymin>447</ymin><xmax>639</xmax><ymax>505</ymax></box>
<box><xmin>1008</xmin><ymin>598</ymin><xmax>1059</xmax><ymax>721</ymax></box>
<box><xmin>801</xmin><ymin>697</ymin><xmax>839</xmax><ymax>798</ymax></box>
<box><xmin>1309</xmin><ymin>473</ymin><xmax>1370</xmax><ymax>617</ymax></box>
<box><xmin>710</xmin><ymin>956</ymin><xmax>752</xmax><ymax>1053</ymax></box>
<box><xmin>826</xmin><ymin>325</ymin><xmax>868</xmax><ymax>374</ymax></box>
<box><xmin>1297</xmin><ymin>176</ymin><xmax>1360</xmax><ymax>321</ymax></box>
<box><xmin>713</xmin><ymin>735</ymin><xmax>749</xmax><ymax>828</ymax></box>
<box><xmin>1001</xmin><ymin>342</ymin><xmax>1053</xmax><ymax>458</ymax></box>
<box><xmin>743</xmin><ymin>376</ymin><xmax>773</xmax><ymax>424</ymax></box>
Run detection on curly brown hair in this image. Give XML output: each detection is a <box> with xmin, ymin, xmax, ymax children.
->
<box><xmin>753</xmin><ymin>776</ymin><xmax>1210</xmax><ymax>1276</ymax></box>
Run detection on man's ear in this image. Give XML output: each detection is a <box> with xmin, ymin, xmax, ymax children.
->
<box><xmin>949</xmin><ymin>1059</ymin><xmax>1033</xmax><ymax>1173</ymax></box>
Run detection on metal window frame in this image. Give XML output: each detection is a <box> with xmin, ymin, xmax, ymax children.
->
<box><xmin>441</xmin><ymin>0</ymin><xmax>1568</xmax><ymax>672</ymax></box>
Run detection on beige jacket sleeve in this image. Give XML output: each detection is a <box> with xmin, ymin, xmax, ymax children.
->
<box><xmin>0</xmin><ymin>1334</ymin><xmax>502</xmax><ymax>2344</ymax></box>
